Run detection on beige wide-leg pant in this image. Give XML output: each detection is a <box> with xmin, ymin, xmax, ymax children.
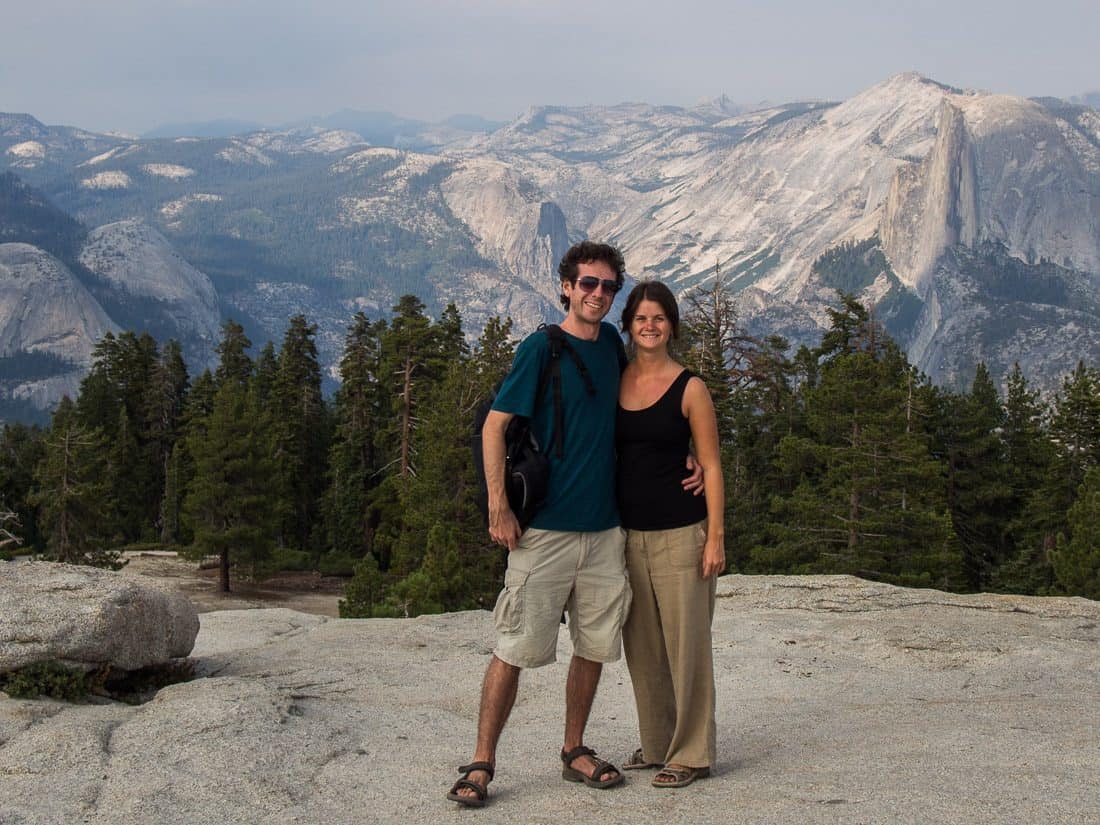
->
<box><xmin>622</xmin><ymin>521</ymin><xmax>716</xmax><ymax>769</ymax></box>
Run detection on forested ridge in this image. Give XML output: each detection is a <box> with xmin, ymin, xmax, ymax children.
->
<box><xmin>2</xmin><ymin>279</ymin><xmax>1098</xmax><ymax>610</ymax></box>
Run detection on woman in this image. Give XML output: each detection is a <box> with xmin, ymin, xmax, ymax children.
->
<box><xmin>616</xmin><ymin>280</ymin><xmax>725</xmax><ymax>789</ymax></box>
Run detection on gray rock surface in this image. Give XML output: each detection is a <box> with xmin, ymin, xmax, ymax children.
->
<box><xmin>78</xmin><ymin>219</ymin><xmax>222</xmax><ymax>370</ymax></box>
<box><xmin>0</xmin><ymin>242</ymin><xmax>119</xmax><ymax>409</ymax></box>
<box><xmin>0</xmin><ymin>561</ymin><xmax>199</xmax><ymax>674</ymax></box>
<box><xmin>1</xmin><ymin>575</ymin><xmax>1098</xmax><ymax>824</ymax></box>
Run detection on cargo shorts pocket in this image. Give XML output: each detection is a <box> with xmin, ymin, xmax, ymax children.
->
<box><xmin>493</xmin><ymin>569</ymin><xmax>530</xmax><ymax>636</ymax></box>
<box><xmin>572</xmin><ymin>575</ymin><xmax>632</xmax><ymax>661</ymax></box>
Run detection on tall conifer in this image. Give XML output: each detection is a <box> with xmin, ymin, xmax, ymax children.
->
<box><xmin>326</xmin><ymin>313</ymin><xmax>387</xmax><ymax>561</ymax></box>
<box><xmin>30</xmin><ymin>398</ymin><xmax>118</xmax><ymax>568</ymax></box>
<box><xmin>943</xmin><ymin>364</ymin><xmax>1013</xmax><ymax>589</ymax></box>
<box><xmin>271</xmin><ymin>315</ymin><xmax>328</xmax><ymax>553</ymax></box>
<box><xmin>1050</xmin><ymin>467</ymin><xmax>1100</xmax><ymax>598</ymax></box>
<box><xmin>759</xmin><ymin>298</ymin><xmax>959</xmax><ymax>587</ymax></box>
<box><xmin>182</xmin><ymin>383</ymin><xmax>277</xmax><ymax>592</ymax></box>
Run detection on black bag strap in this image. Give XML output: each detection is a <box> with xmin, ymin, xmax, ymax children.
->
<box><xmin>537</xmin><ymin>324</ymin><xmax>596</xmax><ymax>459</ymax></box>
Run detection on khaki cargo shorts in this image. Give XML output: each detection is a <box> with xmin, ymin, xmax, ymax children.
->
<box><xmin>492</xmin><ymin>527</ymin><xmax>631</xmax><ymax>669</ymax></box>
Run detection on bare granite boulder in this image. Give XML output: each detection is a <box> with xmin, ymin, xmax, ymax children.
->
<box><xmin>0</xmin><ymin>561</ymin><xmax>199</xmax><ymax>674</ymax></box>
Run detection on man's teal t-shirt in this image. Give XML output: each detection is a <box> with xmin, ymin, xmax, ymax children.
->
<box><xmin>492</xmin><ymin>322</ymin><xmax>623</xmax><ymax>532</ymax></box>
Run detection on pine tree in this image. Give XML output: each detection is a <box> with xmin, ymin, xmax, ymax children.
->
<box><xmin>29</xmin><ymin>398</ymin><xmax>118</xmax><ymax>568</ymax></box>
<box><xmin>214</xmin><ymin>320</ymin><xmax>253</xmax><ymax>388</ymax></box>
<box><xmin>251</xmin><ymin>341</ymin><xmax>278</xmax><ymax>408</ymax></box>
<box><xmin>758</xmin><ymin>298</ymin><xmax>959</xmax><ymax>587</ymax></box>
<box><xmin>392</xmin><ymin>360</ymin><xmax>489</xmax><ymax>605</ymax></box>
<box><xmin>70</xmin><ymin>331</ymin><xmax>164</xmax><ymax>543</ymax></box>
<box><xmin>160</xmin><ymin>369</ymin><xmax>215</xmax><ymax>547</ymax></box>
<box><xmin>76</xmin><ymin>331</ymin><xmax>159</xmax><ymax>437</ymax></box>
<box><xmin>339</xmin><ymin>552</ymin><xmax>384</xmax><ymax>617</ymax></box>
<box><xmin>160</xmin><ymin>442</ymin><xmax>187</xmax><ymax>545</ymax></box>
<box><xmin>184</xmin><ymin>370</ymin><xmax>217</xmax><ymax>426</ymax></box>
<box><xmin>680</xmin><ymin>261</ymin><xmax>740</xmax><ymax>441</ymax></box>
<box><xmin>679</xmin><ymin>262</ymin><xmax>763</xmax><ymax>571</ymax></box>
<box><xmin>105</xmin><ymin>407</ymin><xmax>143</xmax><ymax>544</ymax></box>
<box><xmin>1024</xmin><ymin>362</ymin><xmax>1100</xmax><ymax>567</ymax></box>
<box><xmin>182</xmin><ymin>383</ymin><xmax>277</xmax><ymax>592</ymax></box>
<box><xmin>994</xmin><ymin>363</ymin><xmax>1055</xmax><ymax>593</ymax></box>
<box><xmin>943</xmin><ymin>363</ymin><xmax>1014</xmax><ymax>590</ymax></box>
<box><xmin>377</xmin><ymin>295</ymin><xmax>438</xmax><ymax>479</ymax></box>
<box><xmin>325</xmin><ymin>313</ymin><xmax>387</xmax><ymax>561</ymax></box>
<box><xmin>270</xmin><ymin>315</ymin><xmax>328</xmax><ymax>554</ymax></box>
<box><xmin>1050</xmin><ymin>466</ymin><xmax>1100</xmax><ymax>599</ymax></box>
<box><xmin>436</xmin><ymin>302</ymin><xmax>470</xmax><ymax>361</ymax></box>
<box><xmin>0</xmin><ymin>423</ymin><xmax>46</xmax><ymax>553</ymax></box>
<box><xmin>144</xmin><ymin>340</ymin><xmax>190</xmax><ymax>534</ymax></box>
<box><xmin>725</xmin><ymin>334</ymin><xmax>800</xmax><ymax>571</ymax></box>
<box><xmin>339</xmin><ymin>311</ymin><xmax>515</xmax><ymax>616</ymax></box>
<box><xmin>472</xmin><ymin>316</ymin><xmax>515</xmax><ymax>385</ymax></box>
<box><xmin>358</xmin><ymin>296</ymin><xmax>449</xmax><ymax>575</ymax></box>
<box><xmin>383</xmin><ymin>302</ymin><xmax>472</xmax><ymax>579</ymax></box>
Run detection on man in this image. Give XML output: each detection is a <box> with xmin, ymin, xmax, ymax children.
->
<box><xmin>448</xmin><ymin>241</ymin><xmax>700</xmax><ymax>807</ymax></box>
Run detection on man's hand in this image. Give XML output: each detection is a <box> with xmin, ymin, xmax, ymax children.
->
<box><xmin>489</xmin><ymin>505</ymin><xmax>523</xmax><ymax>552</ymax></box>
<box><xmin>483</xmin><ymin>409</ymin><xmax>523</xmax><ymax>551</ymax></box>
<box><xmin>682</xmin><ymin>453</ymin><xmax>705</xmax><ymax>496</ymax></box>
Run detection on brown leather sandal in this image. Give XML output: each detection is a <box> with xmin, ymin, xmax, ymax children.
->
<box><xmin>622</xmin><ymin>747</ymin><xmax>663</xmax><ymax>770</ymax></box>
<box><xmin>446</xmin><ymin>761</ymin><xmax>495</xmax><ymax>807</ymax></box>
<box><xmin>652</xmin><ymin>765</ymin><xmax>710</xmax><ymax>788</ymax></box>
<box><xmin>560</xmin><ymin>745</ymin><xmax>625</xmax><ymax>789</ymax></box>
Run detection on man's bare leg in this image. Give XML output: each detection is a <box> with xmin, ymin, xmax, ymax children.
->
<box><xmin>561</xmin><ymin>655</ymin><xmax>616</xmax><ymax>780</ymax></box>
<box><xmin>455</xmin><ymin>654</ymin><xmax>520</xmax><ymax>800</ymax></box>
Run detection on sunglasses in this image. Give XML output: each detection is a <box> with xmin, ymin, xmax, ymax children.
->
<box><xmin>576</xmin><ymin>276</ymin><xmax>622</xmax><ymax>294</ymax></box>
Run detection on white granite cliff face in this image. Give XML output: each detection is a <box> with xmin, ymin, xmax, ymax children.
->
<box><xmin>78</xmin><ymin>219</ymin><xmax>221</xmax><ymax>362</ymax></box>
<box><xmin>458</xmin><ymin>75</ymin><xmax>950</xmax><ymax>297</ymax></box>
<box><xmin>440</xmin><ymin>159</ymin><xmax>570</xmax><ymax>331</ymax></box>
<box><xmin>448</xmin><ymin>73</ymin><xmax>1100</xmax><ymax>386</ymax></box>
<box><xmin>0</xmin><ymin>243</ymin><xmax>119</xmax><ymax>407</ymax></box>
<box><xmin>892</xmin><ymin>90</ymin><xmax>1100</xmax><ymax>276</ymax></box>
<box><xmin>876</xmin><ymin>91</ymin><xmax>1100</xmax><ymax>383</ymax></box>
<box><xmin>4</xmin><ymin>74</ymin><xmax>1099</xmax><ymax>395</ymax></box>
<box><xmin>881</xmin><ymin>99</ymin><xmax>981</xmax><ymax>297</ymax></box>
<box><xmin>960</xmin><ymin>94</ymin><xmax>1100</xmax><ymax>273</ymax></box>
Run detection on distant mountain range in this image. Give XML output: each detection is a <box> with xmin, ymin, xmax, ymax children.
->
<box><xmin>142</xmin><ymin>119</ymin><xmax>268</xmax><ymax>140</ymax></box>
<box><xmin>1</xmin><ymin>74</ymin><xmax>1099</xmax><ymax>421</ymax></box>
<box><xmin>140</xmin><ymin>110</ymin><xmax>508</xmax><ymax>149</ymax></box>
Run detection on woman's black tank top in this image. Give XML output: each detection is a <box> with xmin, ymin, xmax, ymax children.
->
<box><xmin>616</xmin><ymin>368</ymin><xmax>708</xmax><ymax>531</ymax></box>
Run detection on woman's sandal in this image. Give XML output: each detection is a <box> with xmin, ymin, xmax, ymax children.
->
<box><xmin>622</xmin><ymin>747</ymin><xmax>663</xmax><ymax>771</ymax></box>
<box><xmin>560</xmin><ymin>745</ymin><xmax>625</xmax><ymax>789</ymax></box>
<box><xmin>652</xmin><ymin>765</ymin><xmax>711</xmax><ymax>788</ymax></box>
<box><xmin>446</xmin><ymin>761</ymin><xmax>495</xmax><ymax>807</ymax></box>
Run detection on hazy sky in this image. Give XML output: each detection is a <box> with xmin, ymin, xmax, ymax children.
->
<box><xmin>4</xmin><ymin>0</ymin><xmax>1098</xmax><ymax>134</ymax></box>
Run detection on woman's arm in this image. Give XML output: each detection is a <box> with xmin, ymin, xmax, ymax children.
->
<box><xmin>683</xmin><ymin>377</ymin><xmax>725</xmax><ymax>578</ymax></box>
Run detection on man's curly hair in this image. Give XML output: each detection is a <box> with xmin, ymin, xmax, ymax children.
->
<box><xmin>557</xmin><ymin>241</ymin><xmax>626</xmax><ymax>310</ymax></box>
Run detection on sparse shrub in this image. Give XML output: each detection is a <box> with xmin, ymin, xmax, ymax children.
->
<box><xmin>0</xmin><ymin>661</ymin><xmax>89</xmax><ymax>701</ymax></box>
<box><xmin>271</xmin><ymin>547</ymin><xmax>312</xmax><ymax>572</ymax></box>
<box><xmin>0</xmin><ymin>659</ymin><xmax>196</xmax><ymax>703</ymax></box>
<box><xmin>317</xmin><ymin>551</ymin><xmax>356</xmax><ymax>577</ymax></box>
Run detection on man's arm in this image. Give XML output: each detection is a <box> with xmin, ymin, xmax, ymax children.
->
<box><xmin>682</xmin><ymin>453</ymin><xmax>705</xmax><ymax>495</ymax></box>
<box><xmin>483</xmin><ymin>409</ymin><xmax>523</xmax><ymax>551</ymax></box>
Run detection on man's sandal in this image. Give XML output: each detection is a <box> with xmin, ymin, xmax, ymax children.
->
<box><xmin>446</xmin><ymin>761</ymin><xmax>494</xmax><ymax>807</ymax></box>
<box><xmin>560</xmin><ymin>746</ymin><xmax>625</xmax><ymax>789</ymax></box>
<box><xmin>622</xmin><ymin>747</ymin><xmax>663</xmax><ymax>770</ymax></box>
<box><xmin>652</xmin><ymin>765</ymin><xmax>711</xmax><ymax>788</ymax></box>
